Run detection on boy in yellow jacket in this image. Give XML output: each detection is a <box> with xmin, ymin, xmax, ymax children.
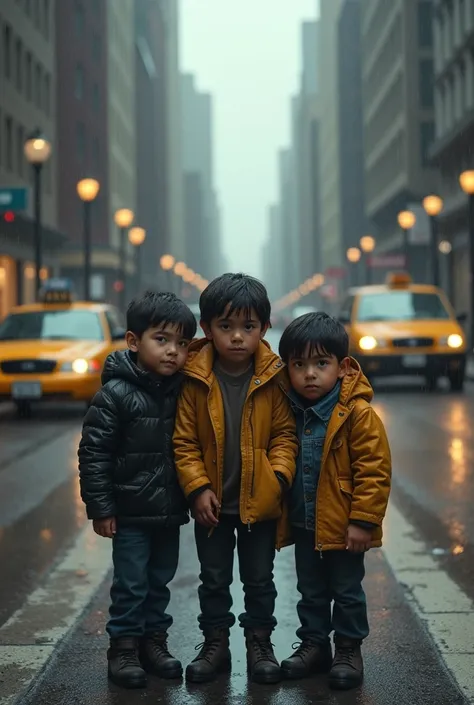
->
<box><xmin>173</xmin><ymin>273</ymin><xmax>298</xmax><ymax>685</ymax></box>
<box><xmin>278</xmin><ymin>312</ymin><xmax>391</xmax><ymax>690</ymax></box>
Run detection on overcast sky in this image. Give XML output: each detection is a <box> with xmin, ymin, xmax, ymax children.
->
<box><xmin>179</xmin><ymin>0</ymin><xmax>319</xmax><ymax>277</ymax></box>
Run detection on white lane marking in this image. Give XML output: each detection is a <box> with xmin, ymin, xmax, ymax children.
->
<box><xmin>383</xmin><ymin>501</ymin><xmax>474</xmax><ymax>703</ymax></box>
<box><xmin>0</xmin><ymin>523</ymin><xmax>112</xmax><ymax>705</ymax></box>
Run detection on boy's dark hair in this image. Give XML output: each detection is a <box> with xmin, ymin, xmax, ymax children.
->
<box><xmin>127</xmin><ymin>290</ymin><xmax>197</xmax><ymax>339</ymax></box>
<box><xmin>279</xmin><ymin>312</ymin><xmax>349</xmax><ymax>362</ymax></box>
<box><xmin>199</xmin><ymin>273</ymin><xmax>271</xmax><ymax>327</ymax></box>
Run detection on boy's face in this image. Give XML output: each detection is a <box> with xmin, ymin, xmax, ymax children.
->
<box><xmin>202</xmin><ymin>305</ymin><xmax>268</xmax><ymax>369</ymax></box>
<box><xmin>288</xmin><ymin>343</ymin><xmax>349</xmax><ymax>402</ymax></box>
<box><xmin>126</xmin><ymin>323</ymin><xmax>191</xmax><ymax>376</ymax></box>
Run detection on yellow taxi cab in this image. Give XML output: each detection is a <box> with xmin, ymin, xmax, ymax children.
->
<box><xmin>0</xmin><ymin>278</ymin><xmax>127</xmax><ymax>411</ymax></box>
<box><xmin>338</xmin><ymin>272</ymin><xmax>467</xmax><ymax>391</ymax></box>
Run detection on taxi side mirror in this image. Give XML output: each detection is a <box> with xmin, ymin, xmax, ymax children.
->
<box><xmin>457</xmin><ymin>312</ymin><xmax>467</xmax><ymax>324</ymax></box>
<box><xmin>338</xmin><ymin>313</ymin><xmax>351</xmax><ymax>325</ymax></box>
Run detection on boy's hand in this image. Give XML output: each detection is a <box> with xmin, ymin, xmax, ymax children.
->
<box><xmin>93</xmin><ymin>516</ymin><xmax>117</xmax><ymax>538</ymax></box>
<box><xmin>346</xmin><ymin>524</ymin><xmax>372</xmax><ymax>553</ymax></box>
<box><xmin>193</xmin><ymin>490</ymin><xmax>220</xmax><ymax>527</ymax></box>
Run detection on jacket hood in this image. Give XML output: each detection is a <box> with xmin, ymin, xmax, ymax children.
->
<box><xmin>102</xmin><ymin>350</ymin><xmax>182</xmax><ymax>393</ymax></box>
<box><xmin>184</xmin><ymin>337</ymin><xmax>285</xmax><ymax>384</ymax></box>
<box><xmin>339</xmin><ymin>357</ymin><xmax>373</xmax><ymax>406</ymax></box>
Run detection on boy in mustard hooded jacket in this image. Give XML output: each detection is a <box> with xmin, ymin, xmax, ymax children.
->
<box><xmin>173</xmin><ymin>273</ymin><xmax>298</xmax><ymax>685</ymax></box>
<box><xmin>278</xmin><ymin>312</ymin><xmax>391</xmax><ymax>691</ymax></box>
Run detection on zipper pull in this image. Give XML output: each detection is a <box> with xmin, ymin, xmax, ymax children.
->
<box><xmin>247</xmin><ymin>520</ymin><xmax>251</xmax><ymax>533</ymax></box>
<box><xmin>318</xmin><ymin>544</ymin><xmax>323</xmax><ymax>559</ymax></box>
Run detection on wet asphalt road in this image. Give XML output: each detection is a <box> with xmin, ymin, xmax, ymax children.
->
<box><xmin>1</xmin><ymin>332</ymin><xmax>473</xmax><ymax>703</ymax></box>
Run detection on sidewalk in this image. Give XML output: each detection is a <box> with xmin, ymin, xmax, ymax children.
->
<box><xmin>13</xmin><ymin>521</ymin><xmax>467</xmax><ymax>705</ymax></box>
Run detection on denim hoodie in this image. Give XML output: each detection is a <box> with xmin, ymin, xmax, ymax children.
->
<box><xmin>288</xmin><ymin>381</ymin><xmax>342</xmax><ymax>530</ymax></box>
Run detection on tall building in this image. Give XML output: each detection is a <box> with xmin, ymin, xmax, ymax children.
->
<box><xmin>430</xmin><ymin>0</ymin><xmax>474</xmax><ymax>311</ymax></box>
<box><xmin>337</xmin><ymin>0</ymin><xmax>369</xmax><ymax>284</ymax></box>
<box><xmin>0</xmin><ymin>0</ymin><xmax>63</xmax><ymax>317</ymax></box>
<box><xmin>360</xmin><ymin>0</ymin><xmax>437</xmax><ymax>280</ymax></box>
<box><xmin>318</xmin><ymin>0</ymin><xmax>344</xmax><ymax>273</ymax></box>
<box><xmin>55</xmin><ymin>0</ymin><xmax>111</xmax><ymax>300</ymax></box>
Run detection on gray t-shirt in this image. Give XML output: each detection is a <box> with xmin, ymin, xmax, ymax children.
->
<box><xmin>213</xmin><ymin>360</ymin><xmax>253</xmax><ymax>514</ymax></box>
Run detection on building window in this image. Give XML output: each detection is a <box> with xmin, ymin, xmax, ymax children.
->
<box><xmin>25</xmin><ymin>52</ymin><xmax>32</xmax><ymax>100</ymax></box>
<box><xmin>92</xmin><ymin>136</ymin><xmax>100</xmax><ymax>171</ymax></box>
<box><xmin>418</xmin><ymin>1</ymin><xmax>433</xmax><ymax>48</ymax></box>
<box><xmin>92</xmin><ymin>83</ymin><xmax>100</xmax><ymax>112</ymax></box>
<box><xmin>419</xmin><ymin>59</ymin><xmax>434</xmax><ymax>108</ymax></box>
<box><xmin>6</xmin><ymin>116</ymin><xmax>13</xmax><ymax>171</ymax></box>
<box><xmin>76</xmin><ymin>122</ymin><xmax>86</xmax><ymax>162</ymax></box>
<box><xmin>15</xmin><ymin>38</ymin><xmax>22</xmax><ymax>90</ymax></box>
<box><xmin>75</xmin><ymin>3</ymin><xmax>85</xmax><ymax>38</ymax></box>
<box><xmin>43</xmin><ymin>73</ymin><xmax>50</xmax><ymax>115</ymax></box>
<box><xmin>16</xmin><ymin>124</ymin><xmax>24</xmax><ymax>177</ymax></box>
<box><xmin>420</xmin><ymin>120</ymin><xmax>435</xmax><ymax>166</ymax></box>
<box><xmin>4</xmin><ymin>25</ymin><xmax>12</xmax><ymax>79</ymax></box>
<box><xmin>35</xmin><ymin>63</ymin><xmax>42</xmax><ymax>107</ymax></box>
<box><xmin>75</xmin><ymin>64</ymin><xmax>84</xmax><ymax>99</ymax></box>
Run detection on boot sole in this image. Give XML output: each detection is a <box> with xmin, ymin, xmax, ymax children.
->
<box><xmin>185</xmin><ymin>658</ymin><xmax>232</xmax><ymax>683</ymax></box>
<box><xmin>250</xmin><ymin>670</ymin><xmax>282</xmax><ymax>685</ymax></box>
<box><xmin>144</xmin><ymin>665</ymin><xmax>183</xmax><ymax>679</ymax></box>
<box><xmin>108</xmin><ymin>673</ymin><xmax>147</xmax><ymax>689</ymax></box>
<box><xmin>281</xmin><ymin>661</ymin><xmax>332</xmax><ymax>680</ymax></box>
<box><xmin>329</xmin><ymin>674</ymin><xmax>364</xmax><ymax>691</ymax></box>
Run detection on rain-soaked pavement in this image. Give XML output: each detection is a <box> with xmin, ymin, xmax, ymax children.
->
<box><xmin>1</xmin><ymin>354</ymin><xmax>474</xmax><ymax>703</ymax></box>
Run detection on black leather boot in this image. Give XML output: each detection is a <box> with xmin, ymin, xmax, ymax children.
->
<box><xmin>139</xmin><ymin>632</ymin><xmax>183</xmax><ymax>679</ymax></box>
<box><xmin>185</xmin><ymin>627</ymin><xmax>232</xmax><ymax>683</ymax></box>
<box><xmin>329</xmin><ymin>636</ymin><xmax>363</xmax><ymax>690</ymax></box>
<box><xmin>245</xmin><ymin>629</ymin><xmax>281</xmax><ymax>684</ymax></box>
<box><xmin>107</xmin><ymin>636</ymin><xmax>147</xmax><ymax>689</ymax></box>
<box><xmin>281</xmin><ymin>640</ymin><xmax>333</xmax><ymax>679</ymax></box>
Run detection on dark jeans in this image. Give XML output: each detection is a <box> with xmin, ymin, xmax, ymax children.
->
<box><xmin>294</xmin><ymin>527</ymin><xmax>369</xmax><ymax>644</ymax></box>
<box><xmin>195</xmin><ymin>515</ymin><xmax>277</xmax><ymax>633</ymax></box>
<box><xmin>107</xmin><ymin>523</ymin><xmax>180</xmax><ymax>639</ymax></box>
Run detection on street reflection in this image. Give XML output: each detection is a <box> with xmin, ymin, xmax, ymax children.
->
<box><xmin>449</xmin><ymin>438</ymin><xmax>467</xmax><ymax>486</ymax></box>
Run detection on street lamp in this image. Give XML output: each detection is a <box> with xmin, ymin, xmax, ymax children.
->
<box><xmin>422</xmin><ymin>195</ymin><xmax>443</xmax><ymax>287</ymax></box>
<box><xmin>160</xmin><ymin>254</ymin><xmax>176</xmax><ymax>293</ymax></box>
<box><xmin>114</xmin><ymin>208</ymin><xmax>134</xmax><ymax>310</ymax></box>
<box><xmin>459</xmin><ymin>171</ymin><xmax>474</xmax><ymax>347</ymax></box>
<box><xmin>128</xmin><ymin>227</ymin><xmax>146</xmax><ymax>294</ymax></box>
<box><xmin>397</xmin><ymin>210</ymin><xmax>416</xmax><ymax>272</ymax></box>
<box><xmin>360</xmin><ymin>235</ymin><xmax>376</xmax><ymax>285</ymax></box>
<box><xmin>24</xmin><ymin>129</ymin><xmax>52</xmax><ymax>299</ymax></box>
<box><xmin>77</xmin><ymin>178</ymin><xmax>100</xmax><ymax>300</ymax></box>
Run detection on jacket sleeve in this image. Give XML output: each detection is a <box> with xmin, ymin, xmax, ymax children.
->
<box><xmin>173</xmin><ymin>380</ymin><xmax>211</xmax><ymax>499</ymax></box>
<box><xmin>267</xmin><ymin>383</ymin><xmax>298</xmax><ymax>487</ymax></box>
<box><xmin>349</xmin><ymin>405</ymin><xmax>392</xmax><ymax>526</ymax></box>
<box><xmin>78</xmin><ymin>387</ymin><xmax>120</xmax><ymax>520</ymax></box>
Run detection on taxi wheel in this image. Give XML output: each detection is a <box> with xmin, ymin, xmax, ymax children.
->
<box><xmin>449</xmin><ymin>370</ymin><xmax>465</xmax><ymax>393</ymax></box>
<box><xmin>425</xmin><ymin>375</ymin><xmax>438</xmax><ymax>392</ymax></box>
<box><xmin>15</xmin><ymin>401</ymin><xmax>32</xmax><ymax>418</ymax></box>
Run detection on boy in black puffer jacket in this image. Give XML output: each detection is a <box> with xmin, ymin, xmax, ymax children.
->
<box><xmin>78</xmin><ymin>291</ymin><xmax>196</xmax><ymax>689</ymax></box>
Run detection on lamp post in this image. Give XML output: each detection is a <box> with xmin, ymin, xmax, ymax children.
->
<box><xmin>422</xmin><ymin>195</ymin><xmax>443</xmax><ymax>287</ymax></box>
<box><xmin>160</xmin><ymin>254</ymin><xmax>176</xmax><ymax>293</ymax></box>
<box><xmin>346</xmin><ymin>247</ymin><xmax>362</xmax><ymax>287</ymax></box>
<box><xmin>397</xmin><ymin>210</ymin><xmax>416</xmax><ymax>272</ymax></box>
<box><xmin>77</xmin><ymin>178</ymin><xmax>100</xmax><ymax>300</ymax></box>
<box><xmin>114</xmin><ymin>208</ymin><xmax>134</xmax><ymax>311</ymax></box>
<box><xmin>459</xmin><ymin>170</ymin><xmax>474</xmax><ymax>347</ymax></box>
<box><xmin>359</xmin><ymin>235</ymin><xmax>376</xmax><ymax>285</ymax></box>
<box><xmin>128</xmin><ymin>227</ymin><xmax>146</xmax><ymax>294</ymax></box>
<box><xmin>439</xmin><ymin>239</ymin><xmax>453</xmax><ymax>302</ymax></box>
<box><xmin>24</xmin><ymin>129</ymin><xmax>52</xmax><ymax>299</ymax></box>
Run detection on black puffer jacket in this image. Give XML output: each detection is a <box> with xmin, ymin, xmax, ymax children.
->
<box><xmin>78</xmin><ymin>350</ymin><xmax>189</xmax><ymax>526</ymax></box>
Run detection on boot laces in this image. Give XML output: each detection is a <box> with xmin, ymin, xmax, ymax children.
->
<box><xmin>292</xmin><ymin>641</ymin><xmax>317</xmax><ymax>659</ymax></box>
<box><xmin>252</xmin><ymin>635</ymin><xmax>275</xmax><ymax>663</ymax></box>
<box><xmin>195</xmin><ymin>635</ymin><xmax>223</xmax><ymax>663</ymax></box>
<box><xmin>119</xmin><ymin>648</ymin><xmax>140</xmax><ymax>670</ymax></box>
<box><xmin>335</xmin><ymin>645</ymin><xmax>356</xmax><ymax>668</ymax></box>
<box><xmin>149</xmin><ymin>634</ymin><xmax>172</xmax><ymax>659</ymax></box>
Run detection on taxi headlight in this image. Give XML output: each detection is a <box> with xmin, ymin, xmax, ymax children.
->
<box><xmin>61</xmin><ymin>359</ymin><xmax>100</xmax><ymax>374</ymax></box>
<box><xmin>444</xmin><ymin>334</ymin><xmax>464</xmax><ymax>349</ymax></box>
<box><xmin>359</xmin><ymin>336</ymin><xmax>378</xmax><ymax>351</ymax></box>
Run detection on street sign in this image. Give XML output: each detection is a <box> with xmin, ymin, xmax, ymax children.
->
<box><xmin>369</xmin><ymin>254</ymin><xmax>406</xmax><ymax>269</ymax></box>
<box><xmin>0</xmin><ymin>187</ymin><xmax>28</xmax><ymax>211</ymax></box>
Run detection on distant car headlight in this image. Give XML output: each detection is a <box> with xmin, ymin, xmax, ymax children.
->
<box><xmin>441</xmin><ymin>334</ymin><xmax>464</xmax><ymax>349</ymax></box>
<box><xmin>61</xmin><ymin>359</ymin><xmax>100</xmax><ymax>374</ymax></box>
<box><xmin>359</xmin><ymin>336</ymin><xmax>378</xmax><ymax>351</ymax></box>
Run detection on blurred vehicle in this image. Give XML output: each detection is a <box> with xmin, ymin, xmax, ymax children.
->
<box><xmin>0</xmin><ymin>279</ymin><xmax>127</xmax><ymax>413</ymax></box>
<box><xmin>292</xmin><ymin>305</ymin><xmax>317</xmax><ymax>319</ymax></box>
<box><xmin>188</xmin><ymin>303</ymin><xmax>204</xmax><ymax>335</ymax></box>
<box><xmin>338</xmin><ymin>272</ymin><xmax>467</xmax><ymax>391</ymax></box>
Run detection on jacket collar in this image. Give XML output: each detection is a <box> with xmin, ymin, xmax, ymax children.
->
<box><xmin>183</xmin><ymin>337</ymin><xmax>285</xmax><ymax>387</ymax></box>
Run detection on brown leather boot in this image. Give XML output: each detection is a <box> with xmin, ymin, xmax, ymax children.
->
<box><xmin>107</xmin><ymin>637</ymin><xmax>147</xmax><ymax>689</ymax></box>
<box><xmin>245</xmin><ymin>629</ymin><xmax>281</xmax><ymax>684</ymax></box>
<box><xmin>185</xmin><ymin>627</ymin><xmax>231</xmax><ymax>683</ymax></box>
<box><xmin>329</xmin><ymin>636</ymin><xmax>363</xmax><ymax>690</ymax></box>
<box><xmin>281</xmin><ymin>640</ymin><xmax>333</xmax><ymax>679</ymax></box>
<box><xmin>139</xmin><ymin>632</ymin><xmax>183</xmax><ymax>679</ymax></box>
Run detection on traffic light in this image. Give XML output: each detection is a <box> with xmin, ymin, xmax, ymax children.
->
<box><xmin>3</xmin><ymin>211</ymin><xmax>15</xmax><ymax>222</ymax></box>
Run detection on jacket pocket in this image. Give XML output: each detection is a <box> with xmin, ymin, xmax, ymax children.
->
<box><xmin>248</xmin><ymin>450</ymin><xmax>282</xmax><ymax>522</ymax></box>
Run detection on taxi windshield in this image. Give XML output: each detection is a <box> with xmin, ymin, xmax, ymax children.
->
<box><xmin>357</xmin><ymin>292</ymin><xmax>450</xmax><ymax>322</ymax></box>
<box><xmin>0</xmin><ymin>309</ymin><xmax>104</xmax><ymax>341</ymax></box>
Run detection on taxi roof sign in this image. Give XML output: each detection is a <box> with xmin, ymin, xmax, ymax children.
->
<box><xmin>41</xmin><ymin>278</ymin><xmax>74</xmax><ymax>304</ymax></box>
<box><xmin>385</xmin><ymin>271</ymin><xmax>412</xmax><ymax>288</ymax></box>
